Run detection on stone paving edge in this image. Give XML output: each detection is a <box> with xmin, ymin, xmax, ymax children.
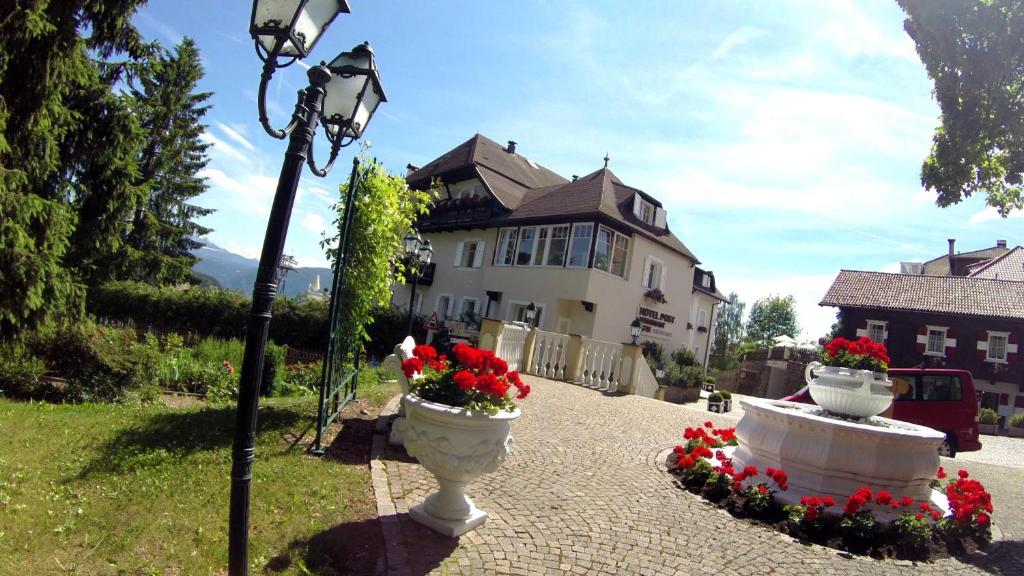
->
<box><xmin>372</xmin><ymin>394</ymin><xmax>411</xmax><ymax>576</ymax></box>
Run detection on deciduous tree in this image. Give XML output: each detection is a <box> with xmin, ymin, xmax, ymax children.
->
<box><xmin>898</xmin><ymin>0</ymin><xmax>1024</xmax><ymax>215</ymax></box>
<box><xmin>745</xmin><ymin>295</ymin><xmax>799</xmax><ymax>346</ymax></box>
<box><xmin>709</xmin><ymin>292</ymin><xmax>745</xmax><ymax>370</ymax></box>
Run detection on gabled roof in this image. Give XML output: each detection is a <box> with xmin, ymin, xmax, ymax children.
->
<box><xmin>921</xmin><ymin>244</ymin><xmax>1010</xmax><ymax>276</ymax></box>
<box><xmin>409</xmin><ymin>135</ymin><xmax>700</xmax><ymax>263</ymax></box>
<box><xmin>407</xmin><ymin>134</ymin><xmax>566</xmax><ymax>209</ymax></box>
<box><xmin>819</xmin><ymin>270</ymin><xmax>1024</xmax><ymax>320</ymax></box>
<box><xmin>967</xmin><ymin>246</ymin><xmax>1024</xmax><ymax>281</ymax></box>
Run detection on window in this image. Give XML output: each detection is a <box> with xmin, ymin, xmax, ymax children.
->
<box><xmin>611</xmin><ymin>234</ymin><xmax>629</xmax><ymax>277</ymax></box>
<box><xmin>516</xmin><ymin>227</ymin><xmax>536</xmax><ymax>265</ymax></box>
<box><xmin>532</xmin><ymin>227</ymin><xmax>548</xmax><ymax>265</ymax></box>
<box><xmin>568</xmin><ymin>223</ymin><xmax>593</xmax><ymax>267</ymax></box>
<box><xmin>546</xmin><ymin>225</ymin><xmax>570</xmax><ymax>266</ymax></box>
<box><xmin>459</xmin><ymin>297</ymin><xmax>480</xmax><ymax>320</ymax></box>
<box><xmin>495</xmin><ymin>228</ymin><xmax>517</xmax><ymax>266</ymax></box>
<box><xmin>697</xmin><ymin>309</ymin><xmax>708</xmax><ymax>329</ymax></box>
<box><xmin>926</xmin><ymin>328</ymin><xmax>947</xmax><ymax>355</ymax></box>
<box><xmin>867</xmin><ymin>321</ymin><xmax>886</xmax><ymax>343</ymax></box>
<box><xmin>988</xmin><ymin>332</ymin><xmax>1009</xmax><ymax>362</ymax></box>
<box><xmin>593</xmin><ymin>226</ymin><xmax>613</xmax><ymax>272</ymax></box>
<box><xmin>455</xmin><ymin>239</ymin><xmax>485</xmax><ymax>268</ymax></box>
<box><xmin>643</xmin><ymin>257</ymin><xmax>664</xmax><ymax>290</ymax></box>
<box><xmin>640</xmin><ymin>201</ymin><xmax>654</xmax><ymax>225</ymax></box>
<box><xmin>920</xmin><ymin>375</ymin><xmax>963</xmax><ymax>401</ymax></box>
<box><xmin>436</xmin><ymin>294</ymin><xmax>453</xmax><ymax>320</ymax></box>
<box><xmin>508</xmin><ymin>301</ymin><xmax>543</xmax><ymax>328</ymax></box>
<box><xmin>701</xmin><ymin>274</ymin><xmax>711</xmax><ymax>288</ymax></box>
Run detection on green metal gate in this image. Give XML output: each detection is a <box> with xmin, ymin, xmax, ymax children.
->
<box><xmin>311</xmin><ymin>158</ymin><xmax>363</xmax><ymax>455</ymax></box>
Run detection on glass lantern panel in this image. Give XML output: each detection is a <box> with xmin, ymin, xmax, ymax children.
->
<box><xmin>292</xmin><ymin>0</ymin><xmax>343</xmax><ymax>54</ymax></box>
<box><xmin>322</xmin><ymin>73</ymin><xmax>366</xmax><ymax>129</ymax></box>
<box><xmin>254</xmin><ymin>0</ymin><xmax>301</xmax><ymax>54</ymax></box>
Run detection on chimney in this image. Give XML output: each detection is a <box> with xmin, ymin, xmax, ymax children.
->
<box><xmin>997</xmin><ymin>239</ymin><xmax>1007</xmax><ymax>248</ymax></box>
<box><xmin>572</xmin><ymin>175</ymin><xmax>579</xmax><ymax>182</ymax></box>
<box><xmin>948</xmin><ymin>238</ymin><xmax>955</xmax><ymax>257</ymax></box>
<box><xmin>505</xmin><ymin>140</ymin><xmax>517</xmax><ymax>154</ymax></box>
<box><xmin>406</xmin><ymin>163</ymin><xmax>419</xmax><ymax>176</ymax></box>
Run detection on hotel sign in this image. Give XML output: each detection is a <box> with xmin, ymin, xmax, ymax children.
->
<box><xmin>638</xmin><ymin>305</ymin><xmax>676</xmax><ymax>339</ymax></box>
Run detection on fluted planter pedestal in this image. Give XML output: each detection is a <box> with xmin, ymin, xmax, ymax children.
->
<box><xmin>403</xmin><ymin>394</ymin><xmax>520</xmax><ymax>537</ymax></box>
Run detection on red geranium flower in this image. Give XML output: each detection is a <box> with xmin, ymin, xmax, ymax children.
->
<box><xmin>401</xmin><ymin>357</ymin><xmax>423</xmax><ymax>379</ymax></box>
<box><xmin>453</xmin><ymin>370</ymin><xmax>476</xmax><ymax>391</ymax></box>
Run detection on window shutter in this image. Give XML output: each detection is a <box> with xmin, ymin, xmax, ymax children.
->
<box><xmin>632</xmin><ymin>193</ymin><xmax>642</xmax><ymax>218</ymax></box>
<box><xmin>642</xmin><ymin>256</ymin><xmax>652</xmax><ymax>288</ymax></box>
<box><xmin>454</xmin><ymin>241</ymin><xmax>464</xmax><ymax>267</ymax></box>
<box><xmin>472</xmin><ymin>241</ymin><xmax>484</xmax><ymax>267</ymax></box>
<box><xmin>659</xmin><ymin>264</ymin><xmax>667</xmax><ymax>292</ymax></box>
<box><xmin>654</xmin><ymin>208</ymin><xmax>666</xmax><ymax>228</ymax></box>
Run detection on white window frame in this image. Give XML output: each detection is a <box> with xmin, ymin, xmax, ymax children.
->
<box><xmin>987</xmin><ymin>331</ymin><xmax>1010</xmax><ymax>363</ymax></box>
<box><xmin>543</xmin><ymin>224</ymin><xmax>571</xmax><ymax>267</ymax></box>
<box><xmin>867</xmin><ymin>320</ymin><xmax>887</xmax><ymax>343</ymax></box>
<box><xmin>506</xmin><ymin>299</ymin><xmax>545</xmax><ymax>328</ymax></box>
<box><xmin>458</xmin><ymin>297</ymin><xmax>481</xmax><ymax>319</ymax></box>
<box><xmin>454</xmin><ymin>239</ymin><xmax>485</xmax><ymax>268</ymax></box>
<box><xmin>925</xmin><ymin>326</ymin><xmax>948</xmax><ymax>356</ymax></box>
<box><xmin>567</xmin><ymin>222</ymin><xmax>594</xmax><ymax>268</ymax></box>
<box><xmin>495</xmin><ymin>228</ymin><xmax>517</xmax><ymax>266</ymax></box>
<box><xmin>593</xmin><ymin>225</ymin><xmax>630</xmax><ymax>279</ymax></box>
<box><xmin>515</xmin><ymin>227</ymin><xmax>537</xmax><ymax>266</ymax></box>
<box><xmin>435</xmin><ymin>293</ymin><xmax>454</xmax><ymax>320</ymax></box>
<box><xmin>697</xmin><ymin>308</ymin><xmax>708</xmax><ymax>330</ymax></box>
<box><xmin>642</xmin><ymin>256</ymin><xmax>666</xmax><ymax>290</ymax></box>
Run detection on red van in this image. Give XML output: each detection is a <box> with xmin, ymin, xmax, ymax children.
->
<box><xmin>782</xmin><ymin>368</ymin><xmax>981</xmax><ymax>457</ymax></box>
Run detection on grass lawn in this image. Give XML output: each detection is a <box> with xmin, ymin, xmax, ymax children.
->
<box><xmin>0</xmin><ymin>371</ymin><xmax>398</xmax><ymax>575</ymax></box>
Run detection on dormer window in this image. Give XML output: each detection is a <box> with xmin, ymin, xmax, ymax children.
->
<box><xmin>632</xmin><ymin>193</ymin><xmax>667</xmax><ymax>229</ymax></box>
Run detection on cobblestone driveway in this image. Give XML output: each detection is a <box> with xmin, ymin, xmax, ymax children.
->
<box><xmin>380</xmin><ymin>376</ymin><xmax>1024</xmax><ymax>575</ymax></box>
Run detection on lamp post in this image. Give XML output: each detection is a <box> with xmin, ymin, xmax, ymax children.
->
<box><xmin>231</xmin><ymin>2</ymin><xmax>386</xmax><ymax>574</ymax></box>
<box><xmin>524</xmin><ymin>302</ymin><xmax>537</xmax><ymax>327</ymax></box>
<box><xmin>403</xmin><ymin>231</ymin><xmax>433</xmax><ymax>335</ymax></box>
<box><xmin>630</xmin><ymin>318</ymin><xmax>642</xmax><ymax>345</ymax></box>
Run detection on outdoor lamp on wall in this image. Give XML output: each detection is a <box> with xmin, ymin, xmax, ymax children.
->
<box><xmin>630</xmin><ymin>318</ymin><xmax>643</xmax><ymax>344</ymax></box>
<box><xmin>231</xmin><ymin>2</ymin><xmax>386</xmax><ymax>574</ymax></box>
<box><xmin>525</xmin><ymin>302</ymin><xmax>537</xmax><ymax>326</ymax></box>
<box><xmin>404</xmin><ymin>232</ymin><xmax>430</xmax><ymax>335</ymax></box>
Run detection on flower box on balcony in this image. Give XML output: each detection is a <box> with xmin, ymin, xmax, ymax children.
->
<box><xmin>644</xmin><ymin>288</ymin><xmax>667</xmax><ymax>304</ymax></box>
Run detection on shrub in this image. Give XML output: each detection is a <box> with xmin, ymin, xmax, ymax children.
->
<box><xmin>704</xmin><ymin>375</ymin><xmax>716</xmax><ymax>384</ymax></box>
<box><xmin>1009</xmin><ymin>412</ymin><xmax>1024</xmax><ymax>428</ymax></box>
<box><xmin>719</xmin><ymin>390</ymin><xmax>732</xmax><ymax>400</ymax></box>
<box><xmin>0</xmin><ymin>344</ymin><xmax>48</xmax><ymax>399</ymax></box>
<box><xmin>642</xmin><ymin>341</ymin><xmax>666</xmax><ymax>372</ymax></box>
<box><xmin>708</xmin><ymin>392</ymin><xmax>723</xmax><ymax>402</ymax></box>
<box><xmin>30</xmin><ymin>323</ymin><xmax>160</xmax><ymax>403</ymax></box>
<box><xmin>671</xmin><ymin>347</ymin><xmax>698</xmax><ymax>368</ymax></box>
<box><xmin>278</xmin><ymin>361</ymin><xmax>323</xmax><ymax>397</ymax></box>
<box><xmin>978</xmin><ymin>408</ymin><xmax>999</xmax><ymax>425</ymax></box>
<box><xmin>663</xmin><ymin>364</ymin><xmax>705</xmax><ymax>388</ymax></box>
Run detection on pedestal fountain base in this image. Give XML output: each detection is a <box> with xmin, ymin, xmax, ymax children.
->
<box><xmin>731</xmin><ymin>398</ymin><xmax>947</xmax><ymax>512</ymax></box>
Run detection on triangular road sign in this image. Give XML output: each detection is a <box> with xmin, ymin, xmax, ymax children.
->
<box><xmin>424</xmin><ymin>312</ymin><xmax>440</xmax><ymax>331</ymax></box>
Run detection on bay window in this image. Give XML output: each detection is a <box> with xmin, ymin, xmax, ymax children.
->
<box><xmin>568</xmin><ymin>223</ymin><xmax>593</xmax><ymax>267</ymax></box>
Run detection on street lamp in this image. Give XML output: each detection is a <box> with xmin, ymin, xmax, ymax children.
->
<box><xmin>231</xmin><ymin>2</ymin><xmax>386</xmax><ymax>574</ymax></box>
<box><xmin>524</xmin><ymin>302</ymin><xmax>537</xmax><ymax>327</ymax></box>
<box><xmin>404</xmin><ymin>231</ymin><xmax>432</xmax><ymax>336</ymax></box>
<box><xmin>630</xmin><ymin>318</ymin><xmax>642</xmax><ymax>345</ymax></box>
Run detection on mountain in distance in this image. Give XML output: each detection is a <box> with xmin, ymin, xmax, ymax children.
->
<box><xmin>191</xmin><ymin>239</ymin><xmax>334</xmax><ymax>298</ymax></box>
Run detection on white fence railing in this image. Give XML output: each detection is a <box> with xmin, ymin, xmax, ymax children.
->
<box><xmin>632</xmin><ymin>359</ymin><xmax>659</xmax><ymax>399</ymax></box>
<box><xmin>529</xmin><ymin>330</ymin><xmax>570</xmax><ymax>379</ymax></box>
<box><xmin>579</xmin><ymin>337</ymin><xmax>623</xmax><ymax>391</ymax></box>
<box><xmin>498</xmin><ymin>323</ymin><xmax>528</xmax><ymax>372</ymax></box>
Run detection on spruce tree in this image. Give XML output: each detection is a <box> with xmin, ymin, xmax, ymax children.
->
<box><xmin>0</xmin><ymin>1</ymin><xmax>149</xmax><ymax>340</ymax></box>
<box><xmin>116</xmin><ymin>38</ymin><xmax>214</xmax><ymax>285</ymax></box>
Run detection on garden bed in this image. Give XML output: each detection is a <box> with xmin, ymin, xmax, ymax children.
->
<box><xmin>666</xmin><ymin>422</ymin><xmax>994</xmax><ymax>562</ymax></box>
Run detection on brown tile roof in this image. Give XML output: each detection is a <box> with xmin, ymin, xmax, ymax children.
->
<box><xmin>921</xmin><ymin>244</ymin><xmax>1010</xmax><ymax>275</ymax></box>
<box><xmin>506</xmin><ymin>168</ymin><xmax>697</xmax><ymax>262</ymax></box>
<box><xmin>409</xmin><ymin>135</ymin><xmax>699</xmax><ymax>262</ymax></box>
<box><xmin>407</xmin><ymin>134</ymin><xmax>566</xmax><ymax>208</ymax></box>
<box><xmin>968</xmin><ymin>246</ymin><xmax>1024</xmax><ymax>281</ymax></box>
<box><xmin>819</xmin><ymin>270</ymin><xmax>1024</xmax><ymax>320</ymax></box>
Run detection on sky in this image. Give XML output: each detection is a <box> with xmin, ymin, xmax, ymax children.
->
<box><xmin>133</xmin><ymin>0</ymin><xmax>1022</xmax><ymax>340</ymax></box>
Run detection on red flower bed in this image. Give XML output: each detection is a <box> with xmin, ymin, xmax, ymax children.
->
<box><xmin>400</xmin><ymin>343</ymin><xmax>529</xmax><ymax>412</ymax></box>
<box><xmin>668</xmin><ymin>422</ymin><xmax>993</xmax><ymax>560</ymax></box>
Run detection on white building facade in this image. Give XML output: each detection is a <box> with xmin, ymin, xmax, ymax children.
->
<box><xmin>394</xmin><ymin>134</ymin><xmax>725</xmax><ymax>360</ymax></box>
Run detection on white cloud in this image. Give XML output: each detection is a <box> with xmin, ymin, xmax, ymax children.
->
<box><xmin>216</xmin><ymin>122</ymin><xmax>256</xmax><ymax>152</ymax></box>
<box><xmin>198</xmin><ymin>167</ymin><xmax>277</xmax><ymax>216</ymax></box>
<box><xmin>300</xmin><ymin>212</ymin><xmax>327</xmax><ymax>234</ymax></box>
<box><xmin>967</xmin><ymin>207</ymin><xmax>1024</xmax><ymax>225</ymax></box>
<box><xmin>201</xmin><ymin>131</ymin><xmax>252</xmax><ymax>164</ymax></box>
<box><xmin>711</xmin><ymin>26</ymin><xmax>767</xmax><ymax>60</ymax></box>
<box><xmin>724</xmin><ymin>272</ymin><xmax>841</xmax><ymax>340</ymax></box>
<box><xmin>222</xmin><ymin>239</ymin><xmax>261</xmax><ymax>261</ymax></box>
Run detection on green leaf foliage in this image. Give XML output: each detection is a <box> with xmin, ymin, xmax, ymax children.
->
<box><xmin>0</xmin><ymin>1</ymin><xmax>150</xmax><ymax>339</ymax></box>
<box><xmin>323</xmin><ymin>156</ymin><xmax>431</xmax><ymax>354</ymax></box>
<box><xmin>709</xmin><ymin>292</ymin><xmax>745</xmax><ymax>370</ymax></box>
<box><xmin>898</xmin><ymin>0</ymin><xmax>1024</xmax><ymax>215</ymax></box>
<box><xmin>745</xmin><ymin>295</ymin><xmax>799</xmax><ymax>346</ymax></box>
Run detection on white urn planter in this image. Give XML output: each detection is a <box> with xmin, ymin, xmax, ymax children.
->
<box><xmin>804</xmin><ymin>361</ymin><xmax>893</xmax><ymax>418</ymax></box>
<box><xmin>403</xmin><ymin>393</ymin><xmax>520</xmax><ymax>537</ymax></box>
<box><xmin>383</xmin><ymin>337</ymin><xmax>417</xmax><ymax>446</ymax></box>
